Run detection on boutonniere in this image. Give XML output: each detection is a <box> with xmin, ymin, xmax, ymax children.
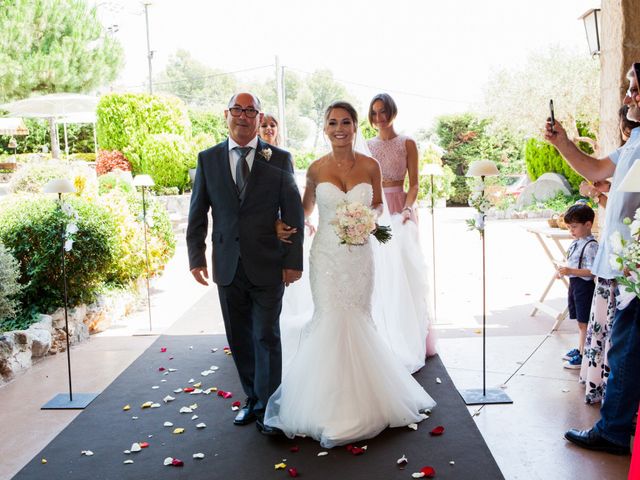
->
<box><xmin>260</xmin><ymin>147</ymin><xmax>273</xmax><ymax>161</ymax></box>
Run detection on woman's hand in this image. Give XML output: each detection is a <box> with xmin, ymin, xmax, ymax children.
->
<box><xmin>305</xmin><ymin>218</ymin><xmax>316</xmax><ymax>236</ymax></box>
<box><xmin>275</xmin><ymin>219</ymin><xmax>297</xmax><ymax>244</ymax></box>
<box><xmin>401</xmin><ymin>207</ymin><xmax>413</xmax><ymax>224</ymax></box>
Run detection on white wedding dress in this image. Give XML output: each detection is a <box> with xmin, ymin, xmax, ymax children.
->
<box><xmin>264</xmin><ymin>182</ymin><xmax>436</xmax><ymax>448</ymax></box>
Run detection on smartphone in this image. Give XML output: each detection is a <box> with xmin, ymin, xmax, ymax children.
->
<box><xmin>549</xmin><ymin>99</ymin><xmax>555</xmax><ymax>133</ymax></box>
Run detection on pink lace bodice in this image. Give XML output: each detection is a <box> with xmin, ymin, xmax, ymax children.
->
<box><xmin>367</xmin><ymin>135</ymin><xmax>410</xmax><ymax>182</ymax></box>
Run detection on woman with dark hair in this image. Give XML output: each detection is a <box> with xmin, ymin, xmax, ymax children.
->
<box><xmin>265</xmin><ymin>101</ymin><xmax>435</xmax><ymax>448</ymax></box>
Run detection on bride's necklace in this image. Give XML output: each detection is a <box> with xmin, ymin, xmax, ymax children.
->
<box><xmin>332</xmin><ymin>152</ymin><xmax>355</xmax><ymax>169</ymax></box>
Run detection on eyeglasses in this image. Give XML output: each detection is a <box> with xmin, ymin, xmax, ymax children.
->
<box><xmin>228</xmin><ymin>107</ymin><xmax>259</xmax><ymax>118</ymax></box>
<box><xmin>626</xmin><ymin>87</ymin><xmax>639</xmax><ymax>98</ymax></box>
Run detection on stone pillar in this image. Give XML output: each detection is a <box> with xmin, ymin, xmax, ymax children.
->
<box><xmin>599</xmin><ymin>0</ymin><xmax>640</xmax><ymax>155</ymax></box>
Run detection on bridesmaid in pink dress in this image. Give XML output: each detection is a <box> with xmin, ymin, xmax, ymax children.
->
<box><xmin>367</xmin><ymin>93</ymin><xmax>436</xmax><ymax>357</ymax></box>
<box><xmin>367</xmin><ymin>94</ymin><xmax>419</xmax><ymax>223</ymax></box>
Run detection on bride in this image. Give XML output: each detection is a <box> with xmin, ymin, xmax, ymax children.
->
<box><xmin>264</xmin><ymin>101</ymin><xmax>435</xmax><ymax>448</ymax></box>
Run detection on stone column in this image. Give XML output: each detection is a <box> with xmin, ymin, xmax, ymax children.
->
<box><xmin>599</xmin><ymin>0</ymin><xmax>640</xmax><ymax>155</ymax></box>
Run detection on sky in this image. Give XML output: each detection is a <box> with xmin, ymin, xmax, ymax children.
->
<box><xmin>94</xmin><ymin>0</ymin><xmax>597</xmax><ymax>136</ymax></box>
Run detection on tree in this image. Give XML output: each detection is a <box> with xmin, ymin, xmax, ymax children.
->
<box><xmin>0</xmin><ymin>0</ymin><xmax>124</xmax><ymax>157</ymax></box>
<box><xmin>299</xmin><ymin>70</ymin><xmax>351</xmax><ymax>150</ymax></box>
<box><xmin>156</xmin><ymin>49</ymin><xmax>237</xmax><ymax>109</ymax></box>
<box><xmin>482</xmin><ymin>47</ymin><xmax>599</xmax><ymax>148</ymax></box>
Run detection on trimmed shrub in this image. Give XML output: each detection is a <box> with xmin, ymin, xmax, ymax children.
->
<box><xmin>9</xmin><ymin>160</ymin><xmax>99</xmax><ymax>199</ymax></box>
<box><xmin>525</xmin><ymin>138</ymin><xmax>584</xmax><ymax>191</ymax></box>
<box><xmin>0</xmin><ymin>196</ymin><xmax>117</xmax><ymax>314</ymax></box>
<box><xmin>101</xmin><ymin>190</ymin><xmax>175</xmax><ymax>285</ymax></box>
<box><xmin>96</xmin><ymin>149</ymin><xmax>132</xmax><ymax>176</ymax></box>
<box><xmin>96</xmin><ymin>93</ymin><xmax>190</xmax><ymax>173</ymax></box>
<box><xmin>98</xmin><ymin>171</ymin><xmax>134</xmax><ymax>196</ymax></box>
<box><xmin>0</xmin><ymin>243</ymin><xmax>23</xmax><ymax>325</ymax></box>
<box><xmin>188</xmin><ymin>109</ymin><xmax>227</xmax><ymax>143</ymax></box>
<box><xmin>70</xmin><ymin>153</ymin><xmax>97</xmax><ymax>162</ymax></box>
<box><xmin>138</xmin><ymin>134</ymin><xmax>192</xmax><ymax>193</ymax></box>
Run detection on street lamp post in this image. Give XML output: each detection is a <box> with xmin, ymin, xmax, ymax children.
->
<box><xmin>143</xmin><ymin>1</ymin><xmax>153</xmax><ymax>94</ymax></box>
<box><xmin>579</xmin><ymin>8</ymin><xmax>601</xmax><ymax>57</ymax></box>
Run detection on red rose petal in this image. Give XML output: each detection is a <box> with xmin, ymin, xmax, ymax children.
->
<box><xmin>171</xmin><ymin>459</ymin><xmax>184</xmax><ymax>467</ymax></box>
<box><xmin>288</xmin><ymin>467</ymin><xmax>299</xmax><ymax>477</ymax></box>
<box><xmin>183</xmin><ymin>387</ymin><xmax>195</xmax><ymax>393</ymax></box>
<box><xmin>290</xmin><ymin>446</ymin><xmax>300</xmax><ymax>453</ymax></box>
<box><xmin>345</xmin><ymin>445</ymin><xmax>353</xmax><ymax>452</ymax></box>
<box><xmin>139</xmin><ymin>442</ymin><xmax>149</xmax><ymax>448</ymax></box>
<box><xmin>430</xmin><ymin>426</ymin><xmax>445</xmax><ymax>436</ymax></box>
<box><xmin>420</xmin><ymin>466</ymin><xmax>436</xmax><ymax>478</ymax></box>
<box><xmin>350</xmin><ymin>447</ymin><xmax>365</xmax><ymax>456</ymax></box>
<box><xmin>158</xmin><ymin>367</ymin><xmax>165</xmax><ymax>372</ymax></box>
<box><xmin>160</xmin><ymin>347</ymin><xmax>167</xmax><ymax>353</ymax></box>
<box><xmin>232</xmin><ymin>401</ymin><xmax>241</xmax><ymax>407</ymax></box>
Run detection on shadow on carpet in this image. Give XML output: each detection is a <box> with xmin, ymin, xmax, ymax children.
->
<box><xmin>15</xmin><ymin>335</ymin><xmax>504</xmax><ymax>480</ymax></box>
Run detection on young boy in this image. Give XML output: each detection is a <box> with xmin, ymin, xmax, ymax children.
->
<box><xmin>556</xmin><ymin>203</ymin><xmax>598</xmax><ymax>369</ymax></box>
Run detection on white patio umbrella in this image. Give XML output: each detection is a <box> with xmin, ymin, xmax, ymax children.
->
<box><xmin>1</xmin><ymin>93</ymin><xmax>99</xmax><ymax>158</ymax></box>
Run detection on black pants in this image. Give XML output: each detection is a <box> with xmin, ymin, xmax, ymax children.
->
<box><xmin>217</xmin><ymin>259</ymin><xmax>284</xmax><ymax>416</ymax></box>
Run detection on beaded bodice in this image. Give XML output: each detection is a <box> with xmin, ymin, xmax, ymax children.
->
<box><xmin>367</xmin><ymin>135</ymin><xmax>409</xmax><ymax>182</ymax></box>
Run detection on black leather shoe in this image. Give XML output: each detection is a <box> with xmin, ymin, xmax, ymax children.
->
<box><xmin>256</xmin><ymin>418</ymin><xmax>283</xmax><ymax>436</ymax></box>
<box><xmin>564</xmin><ymin>428</ymin><xmax>629</xmax><ymax>455</ymax></box>
<box><xmin>233</xmin><ymin>401</ymin><xmax>257</xmax><ymax>426</ymax></box>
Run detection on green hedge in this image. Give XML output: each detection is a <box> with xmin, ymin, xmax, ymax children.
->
<box><xmin>0</xmin><ymin>243</ymin><xmax>23</xmax><ymax>326</ymax></box>
<box><xmin>96</xmin><ymin>93</ymin><xmax>191</xmax><ymax>173</ymax></box>
<box><xmin>524</xmin><ymin>138</ymin><xmax>584</xmax><ymax>191</ymax></box>
<box><xmin>0</xmin><ymin>197</ymin><xmax>117</xmax><ymax>314</ymax></box>
<box><xmin>138</xmin><ymin>134</ymin><xmax>192</xmax><ymax>193</ymax></box>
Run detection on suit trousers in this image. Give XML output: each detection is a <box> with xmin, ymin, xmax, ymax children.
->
<box><xmin>217</xmin><ymin>259</ymin><xmax>284</xmax><ymax>416</ymax></box>
<box><xmin>594</xmin><ymin>297</ymin><xmax>640</xmax><ymax>447</ymax></box>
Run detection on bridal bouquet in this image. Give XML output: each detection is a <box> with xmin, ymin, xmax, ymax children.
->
<box><xmin>610</xmin><ymin>207</ymin><xmax>640</xmax><ymax>300</ymax></box>
<box><xmin>331</xmin><ymin>201</ymin><xmax>391</xmax><ymax>245</ymax></box>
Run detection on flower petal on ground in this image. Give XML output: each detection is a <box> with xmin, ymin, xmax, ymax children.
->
<box><xmin>163</xmin><ymin>395</ymin><xmax>175</xmax><ymax>403</ymax></box>
<box><xmin>163</xmin><ymin>422</ymin><xmax>173</xmax><ymax>427</ymax></box>
<box><xmin>160</xmin><ymin>348</ymin><xmax>167</xmax><ymax>353</ymax></box>
<box><xmin>163</xmin><ymin>457</ymin><xmax>173</xmax><ymax>466</ymax></box>
<box><xmin>150</xmin><ymin>403</ymin><xmax>161</xmax><ymax>408</ymax></box>
<box><xmin>420</xmin><ymin>466</ymin><xmax>436</xmax><ymax>478</ymax></box>
<box><xmin>139</xmin><ymin>442</ymin><xmax>149</xmax><ymax>449</ymax></box>
<box><xmin>171</xmin><ymin>459</ymin><xmax>184</xmax><ymax>467</ymax></box>
<box><xmin>196</xmin><ymin>423</ymin><xmax>206</xmax><ymax>429</ymax></box>
<box><xmin>179</xmin><ymin>407</ymin><xmax>192</xmax><ymax>414</ymax></box>
<box><xmin>173</xmin><ymin>428</ymin><xmax>185</xmax><ymax>434</ymax></box>
<box><xmin>436</xmin><ymin>377</ymin><xmax>442</xmax><ymax>384</ymax></box>
<box><xmin>275</xmin><ymin>462</ymin><xmax>287</xmax><ymax>470</ymax></box>
<box><xmin>130</xmin><ymin>443</ymin><xmax>141</xmax><ymax>452</ymax></box>
<box><xmin>317</xmin><ymin>452</ymin><xmax>328</xmax><ymax>457</ymax></box>
<box><xmin>408</xmin><ymin>423</ymin><xmax>418</xmax><ymax>431</ymax></box>
<box><xmin>430</xmin><ymin>426</ymin><xmax>445</xmax><ymax>436</ymax></box>
<box><xmin>193</xmin><ymin>453</ymin><xmax>205</xmax><ymax>459</ymax></box>
<box><xmin>397</xmin><ymin>454</ymin><xmax>408</xmax><ymax>468</ymax></box>
<box><xmin>124</xmin><ymin>460</ymin><xmax>133</xmax><ymax>464</ymax></box>
<box><xmin>288</xmin><ymin>467</ymin><xmax>299</xmax><ymax>477</ymax></box>
<box><xmin>141</xmin><ymin>402</ymin><xmax>152</xmax><ymax>409</ymax></box>
<box><xmin>158</xmin><ymin>367</ymin><xmax>166</xmax><ymax>372</ymax></box>
<box><xmin>81</xmin><ymin>450</ymin><xmax>94</xmax><ymax>456</ymax></box>
<box><xmin>122</xmin><ymin>405</ymin><xmax>130</xmax><ymax>411</ymax></box>
<box><xmin>290</xmin><ymin>446</ymin><xmax>300</xmax><ymax>453</ymax></box>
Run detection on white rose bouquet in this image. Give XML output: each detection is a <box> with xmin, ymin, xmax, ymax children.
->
<box><xmin>610</xmin><ymin>207</ymin><xmax>640</xmax><ymax>300</ymax></box>
<box><xmin>331</xmin><ymin>201</ymin><xmax>391</xmax><ymax>246</ymax></box>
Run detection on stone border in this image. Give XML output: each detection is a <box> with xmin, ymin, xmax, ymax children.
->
<box><xmin>0</xmin><ymin>285</ymin><xmax>143</xmax><ymax>386</ymax></box>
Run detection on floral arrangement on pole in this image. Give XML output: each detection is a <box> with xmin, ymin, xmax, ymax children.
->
<box><xmin>61</xmin><ymin>202</ymin><xmax>79</xmax><ymax>252</ymax></box>
<box><xmin>466</xmin><ymin>182</ymin><xmax>492</xmax><ymax>234</ymax></box>
<box><xmin>331</xmin><ymin>201</ymin><xmax>392</xmax><ymax>246</ymax></box>
<box><xmin>610</xmin><ymin>208</ymin><xmax>640</xmax><ymax>300</ymax></box>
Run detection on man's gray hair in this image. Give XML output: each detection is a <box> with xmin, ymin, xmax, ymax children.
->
<box><xmin>227</xmin><ymin>93</ymin><xmax>262</xmax><ymax>111</ymax></box>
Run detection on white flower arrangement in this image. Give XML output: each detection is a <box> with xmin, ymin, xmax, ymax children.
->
<box><xmin>610</xmin><ymin>207</ymin><xmax>640</xmax><ymax>300</ymax></box>
<box><xmin>466</xmin><ymin>180</ymin><xmax>492</xmax><ymax>234</ymax></box>
<box><xmin>331</xmin><ymin>201</ymin><xmax>391</xmax><ymax>246</ymax></box>
<box><xmin>260</xmin><ymin>147</ymin><xmax>273</xmax><ymax>161</ymax></box>
<box><xmin>61</xmin><ymin>201</ymin><xmax>79</xmax><ymax>252</ymax></box>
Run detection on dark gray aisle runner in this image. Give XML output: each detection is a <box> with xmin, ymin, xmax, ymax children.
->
<box><xmin>15</xmin><ymin>335</ymin><xmax>505</xmax><ymax>480</ymax></box>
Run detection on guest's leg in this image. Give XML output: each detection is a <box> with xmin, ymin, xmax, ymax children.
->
<box><xmin>594</xmin><ymin>298</ymin><xmax>640</xmax><ymax>446</ymax></box>
<box><xmin>248</xmin><ymin>282</ymin><xmax>285</xmax><ymax>416</ymax></box>
<box><xmin>217</xmin><ymin>260</ymin><xmax>256</xmax><ymax>403</ymax></box>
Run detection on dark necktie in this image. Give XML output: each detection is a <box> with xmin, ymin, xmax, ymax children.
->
<box><xmin>234</xmin><ymin>146</ymin><xmax>251</xmax><ymax>194</ymax></box>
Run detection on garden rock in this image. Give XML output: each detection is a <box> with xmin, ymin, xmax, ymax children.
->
<box><xmin>0</xmin><ymin>332</ymin><xmax>33</xmax><ymax>381</ymax></box>
<box><xmin>516</xmin><ymin>174</ymin><xmax>571</xmax><ymax>209</ymax></box>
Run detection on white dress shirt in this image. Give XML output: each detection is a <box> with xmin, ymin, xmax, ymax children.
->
<box><xmin>228</xmin><ymin>136</ymin><xmax>258</xmax><ymax>184</ymax></box>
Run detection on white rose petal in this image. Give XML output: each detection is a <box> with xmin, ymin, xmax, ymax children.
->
<box><xmin>436</xmin><ymin>377</ymin><xmax>442</xmax><ymax>384</ymax></box>
<box><xmin>173</xmin><ymin>388</ymin><xmax>182</xmax><ymax>393</ymax></box>
<box><xmin>191</xmin><ymin>415</ymin><xmax>198</xmax><ymax>420</ymax></box>
<box><xmin>179</xmin><ymin>407</ymin><xmax>193</xmax><ymax>414</ymax></box>
<box><xmin>163</xmin><ymin>457</ymin><xmax>174</xmax><ymax>466</ymax></box>
<box><xmin>317</xmin><ymin>451</ymin><xmax>329</xmax><ymax>456</ymax></box>
<box><xmin>407</xmin><ymin>423</ymin><xmax>418</xmax><ymax>431</ymax></box>
<box><xmin>124</xmin><ymin>460</ymin><xmax>134</xmax><ymax>464</ymax></box>
<box><xmin>412</xmin><ymin>473</ymin><xmax>426</xmax><ymax>479</ymax></box>
<box><xmin>196</xmin><ymin>423</ymin><xmax>206</xmax><ymax>429</ymax></box>
<box><xmin>150</xmin><ymin>403</ymin><xmax>161</xmax><ymax>408</ymax></box>
<box><xmin>163</xmin><ymin>395</ymin><xmax>175</xmax><ymax>403</ymax></box>
<box><xmin>81</xmin><ymin>450</ymin><xmax>94</xmax><ymax>456</ymax></box>
<box><xmin>152</xmin><ymin>386</ymin><xmax>159</xmax><ymax>390</ymax></box>
<box><xmin>193</xmin><ymin>453</ymin><xmax>205</xmax><ymax>459</ymax></box>
<box><xmin>130</xmin><ymin>443</ymin><xmax>142</xmax><ymax>453</ymax></box>
<box><xmin>164</xmin><ymin>421</ymin><xmax>174</xmax><ymax>427</ymax></box>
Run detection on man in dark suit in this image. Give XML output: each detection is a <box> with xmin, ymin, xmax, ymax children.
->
<box><xmin>187</xmin><ymin>92</ymin><xmax>304</xmax><ymax>435</ymax></box>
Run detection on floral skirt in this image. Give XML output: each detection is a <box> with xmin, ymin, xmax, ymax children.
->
<box><xmin>579</xmin><ymin>278</ymin><xmax>616</xmax><ymax>404</ymax></box>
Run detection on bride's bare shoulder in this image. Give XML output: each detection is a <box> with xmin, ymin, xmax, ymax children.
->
<box><xmin>306</xmin><ymin>155</ymin><xmax>330</xmax><ymax>180</ymax></box>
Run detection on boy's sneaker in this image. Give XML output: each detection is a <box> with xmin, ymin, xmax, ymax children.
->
<box><xmin>562</xmin><ymin>348</ymin><xmax>580</xmax><ymax>361</ymax></box>
<box><xmin>564</xmin><ymin>354</ymin><xmax>583</xmax><ymax>370</ymax></box>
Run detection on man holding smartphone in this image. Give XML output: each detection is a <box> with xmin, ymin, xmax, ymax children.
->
<box><xmin>544</xmin><ymin>63</ymin><xmax>640</xmax><ymax>456</ymax></box>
